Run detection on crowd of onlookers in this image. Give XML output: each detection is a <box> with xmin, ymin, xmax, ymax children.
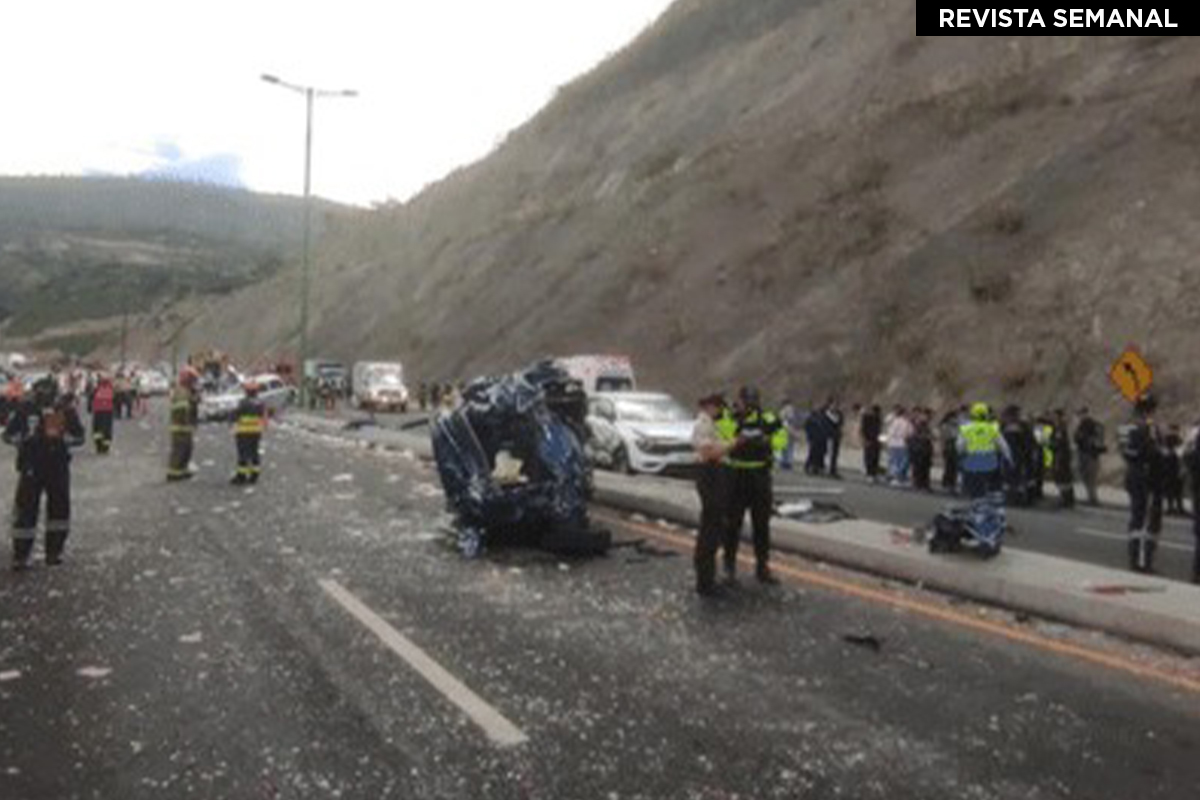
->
<box><xmin>776</xmin><ymin>399</ymin><xmax>1196</xmax><ymax>515</ymax></box>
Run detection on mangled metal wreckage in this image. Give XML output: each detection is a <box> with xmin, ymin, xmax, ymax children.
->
<box><xmin>432</xmin><ymin>362</ymin><xmax>611</xmax><ymax>557</ymax></box>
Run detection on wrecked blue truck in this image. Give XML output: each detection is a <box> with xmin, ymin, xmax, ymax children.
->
<box><xmin>431</xmin><ymin>362</ymin><xmax>610</xmax><ymax>556</ymax></box>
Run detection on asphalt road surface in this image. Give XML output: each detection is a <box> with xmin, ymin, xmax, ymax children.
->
<box><xmin>2</xmin><ymin>404</ymin><xmax>1197</xmax><ymax>799</ymax></box>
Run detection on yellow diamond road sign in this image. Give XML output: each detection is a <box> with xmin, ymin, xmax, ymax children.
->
<box><xmin>1109</xmin><ymin>349</ymin><xmax>1153</xmax><ymax>404</ymax></box>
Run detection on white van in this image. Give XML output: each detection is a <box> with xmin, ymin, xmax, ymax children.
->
<box><xmin>554</xmin><ymin>355</ymin><xmax>636</xmax><ymax>395</ymax></box>
<box><xmin>352</xmin><ymin>362</ymin><xmax>409</xmax><ymax>412</ymax></box>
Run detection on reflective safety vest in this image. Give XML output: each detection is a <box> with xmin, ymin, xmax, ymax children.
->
<box><xmin>234</xmin><ymin>398</ymin><xmax>266</xmax><ymax>436</ymax></box>
<box><xmin>727</xmin><ymin>408</ymin><xmax>787</xmax><ymax>470</ymax></box>
<box><xmin>960</xmin><ymin>420</ymin><xmax>1002</xmax><ymax>473</ymax></box>
<box><xmin>169</xmin><ymin>389</ymin><xmax>194</xmax><ymax>434</ymax></box>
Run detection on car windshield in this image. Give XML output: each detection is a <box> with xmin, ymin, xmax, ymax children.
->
<box><xmin>613</xmin><ymin>396</ymin><xmax>691</xmax><ymax>423</ymax></box>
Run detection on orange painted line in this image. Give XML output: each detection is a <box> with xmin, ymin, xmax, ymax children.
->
<box><xmin>594</xmin><ymin>511</ymin><xmax>1200</xmax><ymax>695</ymax></box>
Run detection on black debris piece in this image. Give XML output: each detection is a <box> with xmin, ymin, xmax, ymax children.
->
<box><xmin>842</xmin><ymin>633</ymin><xmax>884</xmax><ymax>653</ymax></box>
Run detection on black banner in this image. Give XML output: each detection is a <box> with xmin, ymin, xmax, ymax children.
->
<box><xmin>915</xmin><ymin>2</ymin><xmax>1197</xmax><ymax>34</ymax></box>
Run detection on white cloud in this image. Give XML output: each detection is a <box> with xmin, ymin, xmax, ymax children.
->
<box><xmin>0</xmin><ymin>0</ymin><xmax>673</xmax><ymax>206</ymax></box>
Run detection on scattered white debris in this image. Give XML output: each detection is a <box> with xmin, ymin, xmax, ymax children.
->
<box><xmin>142</xmin><ymin>570</ymin><xmax>159</xmax><ymax>579</ymax></box>
<box><xmin>179</xmin><ymin>633</ymin><xmax>203</xmax><ymax>645</ymax></box>
<box><xmin>386</xmin><ymin>475</ymin><xmax>402</xmax><ymax>484</ymax></box>
<box><xmin>130</xmin><ymin>741</ymin><xmax>145</xmax><ymax>755</ymax></box>
<box><xmin>413</xmin><ymin>483</ymin><xmax>443</xmax><ymax>498</ymax></box>
<box><xmin>332</xmin><ymin>493</ymin><xmax>357</xmax><ymax>501</ymax></box>
<box><xmin>332</xmin><ymin>474</ymin><xmax>355</xmax><ymax>483</ymax></box>
<box><xmin>558</xmin><ymin>563</ymin><xmax>571</xmax><ymax>572</ymax></box>
<box><xmin>174</xmin><ymin>508</ymin><xmax>191</xmax><ymax>517</ymax></box>
<box><xmin>202</xmin><ymin>460</ymin><xmax>216</xmax><ymax>467</ymax></box>
<box><xmin>212</xmin><ymin>506</ymin><xmax>227</xmax><ymax>514</ymax></box>
<box><xmin>77</xmin><ymin>666</ymin><xmax>113</xmax><ymax>679</ymax></box>
<box><xmin>0</xmin><ymin>670</ymin><xmax>22</xmax><ymax>682</ymax></box>
<box><xmin>5</xmin><ymin>767</ymin><xmax>20</xmax><ymax>776</ymax></box>
<box><xmin>280</xmin><ymin>546</ymin><xmax>298</xmax><ymax>555</ymax></box>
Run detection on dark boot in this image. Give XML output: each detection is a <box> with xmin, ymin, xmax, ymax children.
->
<box><xmin>756</xmin><ymin>564</ymin><xmax>780</xmax><ymax>585</ymax></box>
<box><xmin>45</xmin><ymin>531</ymin><xmax>67</xmax><ymax>566</ymax></box>
<box><xmin>230</xmin><ymin>473</ymin><xmax>246</xmax><ymax>486</ymax></box>
<box><xmin>12</xmin><ymin>538</ymin><xmax>34</xmax><ymax>571</ymax></box>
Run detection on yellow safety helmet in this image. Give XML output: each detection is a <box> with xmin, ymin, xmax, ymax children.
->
<box><xmin>970</xmin><ymin>402</ymin><xmax>991</xmax><ymax>421</ymax></box>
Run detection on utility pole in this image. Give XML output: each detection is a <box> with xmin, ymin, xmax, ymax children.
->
<box><xmin>261</xmin><ymin>73</ymin><xmax>357</xmax><ymax>407</ymax></box>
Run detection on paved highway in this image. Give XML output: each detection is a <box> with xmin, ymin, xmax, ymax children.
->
<box><xmin>2</xmin><ymin>406</ymin><xmax>1195</xmax><ymax>798</ymax></box>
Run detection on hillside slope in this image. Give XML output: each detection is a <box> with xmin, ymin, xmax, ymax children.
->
<box><xmin>186</xmin><ymin>1</ymin><xmax>1200</xmax><ymax>416</ymax></box>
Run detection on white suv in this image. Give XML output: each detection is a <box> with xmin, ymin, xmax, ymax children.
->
<box><xmin>586</xmin><ymin>392</ymin><xmax>697</xmax><ymax>474</ymax></box>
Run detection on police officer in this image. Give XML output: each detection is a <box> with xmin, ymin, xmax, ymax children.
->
<box><xmin>692</xmin><ymin>393</ymin><xmax>733</xmax><ymax>596</ymax></box>
<box><xmin>1184</xmin><ymin>421</ymin><xmax>1200</xmax><ymax>584</ymax></box>
<box><xmin>231</xmin><ymin>381</ymin><xmax>267</xmax><ymax>485</ymax></box>
<box><xmin>719</xmin><ymin>386</ymin><xmax>787</xmax><ymax>584</ymax></box>
<box><xmin>167</xmin><ymin>369</ymin><xmax>199</xmax><ymax>482</ymax></box>
<box><xmin>90</xmin><ymin>374</ymin><xmax>115</xmax><ymax>455</ymax></box>
<box><xmin>957</xmin><ymin>402</ymin><xmax>1012</xmax><ymax>499</ymax></box>
<box><xmin>4</xmin><ymin>378</ymin><xmax>85</xmax><ymax>569</ymax></box>
<box><xmin>1119</xmin><ymin>394</ymin><xmax>1164</xmax><ymax>573</ymax></box>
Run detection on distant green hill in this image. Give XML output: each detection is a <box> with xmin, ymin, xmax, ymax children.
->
<box><xmin>0</xmin><ymin>176</ymin><xmax>349</xmax><ymax>347</ymax></box>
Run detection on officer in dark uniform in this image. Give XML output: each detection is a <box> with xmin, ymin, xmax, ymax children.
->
<box><xmin>4</xmin><ymin>377</ymin><xmax>85</xmax><ymax>570</ymax></box>
<box><xmin>231</xmin><ymin>381</ymin><xmax>266</xmax><ymax>485</ymax></box>
<box><xmin>720</xmin><ymin>386</ymin><xmax>787</xmax><ymax>584</ymax></box>
<box><xmin>692</xmin><ymin>393</ymin><xmax>732</xmax><ymax>596</ymax></box>
<box><xmin>1119</xmin><ymin>394</ymin><xmax>1164</xmax><ymax>573</ymax></box>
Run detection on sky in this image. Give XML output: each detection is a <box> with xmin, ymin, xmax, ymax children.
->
<box><xmin>0</xmin><ymin>1</ymin><xmax>674</xmax><ymax>206</ymax></box>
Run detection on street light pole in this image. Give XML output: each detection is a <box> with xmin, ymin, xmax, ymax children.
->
<box><xmin>261</xmin><ymin>73</ymin><xmax>357</xmax><ymax>408</ymax></box>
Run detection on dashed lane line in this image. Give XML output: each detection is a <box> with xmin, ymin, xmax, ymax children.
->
<box><xmin>318</xmin><ymin>578</ymin><xmax>529</xmax><ymax>748</ymax></box>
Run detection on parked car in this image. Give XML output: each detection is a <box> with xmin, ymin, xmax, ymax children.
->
<box><xmin>198</xmin><ymin>373</ymin><xmax>293</xmax><ymax>422</ymax></box>
<box><xmin>135</xmin><ymin>369</ymin><xmax>171</xmax><ymax>396</ymax></box>
<box><xmin>352</xmin><ymin>361</ymin><xmax>409</xmax><ymax>412</ymax></box>
<box><xmin>586</xmin><ymin>391</ymin><xmax>696</xmax><ymax>474</ymax></box>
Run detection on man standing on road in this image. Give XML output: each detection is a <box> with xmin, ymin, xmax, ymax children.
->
<box><xmin>1184</xmin><ymin>421</ymin><xmax>1200</xmax><ymax>583</ymax></box>
<box><xmin>957</xmin><ymin>402</ymin><xmax>1012</xmax><ymax>500</ymax></box>
<box><xmin>1051</xmin><ymin>409</ymin><xmax>1075</xmax><ymax>508</ymax></box>
<box><xmin>803</xmin><ymin>402</ymin><xmax>827</xmax><ymax>475</ymax></box>
<box><xmin>885</xmin><ymin>406</ymin><xmax>913</xmax><ymax>486</ymax></box>
<box><xmin>90</xmin><ymin>374</ymin><xmax>115</xmax><ymax>455</ymax></box>
<box><xmin>778</xmin><ymin>398</ymin><xmax>799</xmax><ymax>471</ymax></box>
<box><xmin>1119</xmin><ymin>395</ymin><xmax>1165</xmax><ymax>574</ymax></box>
<box><xmin>4</xmin><ymin>378</ymin><xmax>85</xmax><ymax>569</ymax></box>
<box><xmin>167</xmin><ymin>369</ymin><xmax>199</xmax><ymax>482</ymax></box>
<box><xmin>825</xmin><ymin>399</ymin><xmax>845</xmax><ymax>479</ymax></box>
<box><xmin>231</xmin><ymin>381</ymin><xmax>267</xmax><ymax>485</ymax></box>
<box><xmin>939</xmin><ymin>408</ymin><xmax>962</xmax><ymax>493</ymax></box>
<box><xmin>1073</xmin><ymin>407</ymin><xmax>1106</xmax><ymax>506</ymax></box>
<box><xmin>692</xmin><ymin>393</ymin><xmax>734</xmax><ymax>596</ymax></box>
<box><xmin>860</xmin><ymin>404</ymin><xmax>883</xmax><ymax>482</ymax></box>
<box><xmin>721</xmin><ymin>386</ymin><xmax>787</xmax><ymax>584</ymax></box>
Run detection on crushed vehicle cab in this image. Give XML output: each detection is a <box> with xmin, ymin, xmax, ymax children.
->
<box><xmin>431</xmin><ymin>361</ymin><xmax>607</xmax><ymax>557</ymax></box>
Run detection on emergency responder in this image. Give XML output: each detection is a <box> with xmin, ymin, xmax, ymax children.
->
<box><xmin>692</xmin><ymin>393</ymin><xmax>733</xmax><ymax>596</ymax></box>
<box><xmin>957</xmin><ymin>402</ymin><xmax>1012</xmax><ymax>499</ymax></box>
<box><xmin>231</xmin><ymin>381</ymin><xmax>267</xmax><ymax>485</ymax></box>
<box><xmin>1</xmin><ymin>373</ymin><xmax>23</xmax><ymax>425</ymax></box>
<box><xmin>167</xmin><ymin>369</ymin><xmax>199</xmax><ymax>482</ymax></box>
<box><xmin>1119</xmin><ymin>394</ymin><xmax>1164</xmax><ymax>574</ymax></box>
<box><xmin>91</xmin><ymin>374</ymin><xmax>115</xmax><ymax>454</ymax></box>
<box><xmin>719</xmin><ymin>386</ymin><xmax>787</xmax><ymax>584</ymax></box>
<box><xmin>1032</xmin><ymin>414</ymin><xmax>1053</xmax><ymax>502</ymax></box>
<box><xmin>4</xmin><ymin>377</ymin><xmax>85</xmax><ymax>569</ymax></box>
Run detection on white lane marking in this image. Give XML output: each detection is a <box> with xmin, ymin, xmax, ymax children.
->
<box><xmin>1075</xmin><ymin>527</ymin><xmax>1192</xmax><ymax>553</ymax></box>
<box><xmin>318</xmin><ymin>579</ymin><xmax>529</xmax><ymax>748</ymax></box>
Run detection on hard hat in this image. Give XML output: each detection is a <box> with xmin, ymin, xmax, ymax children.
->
<box><xmin>970</xmin><ymin>402</ymin><xmax>990</xmax><ymax>421</ymax></box>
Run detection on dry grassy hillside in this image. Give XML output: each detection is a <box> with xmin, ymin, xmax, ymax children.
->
<box><xmin>187</xmin><ymin>0</ymin><xmax>1200</xmax><ymax>419</ymax></box>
